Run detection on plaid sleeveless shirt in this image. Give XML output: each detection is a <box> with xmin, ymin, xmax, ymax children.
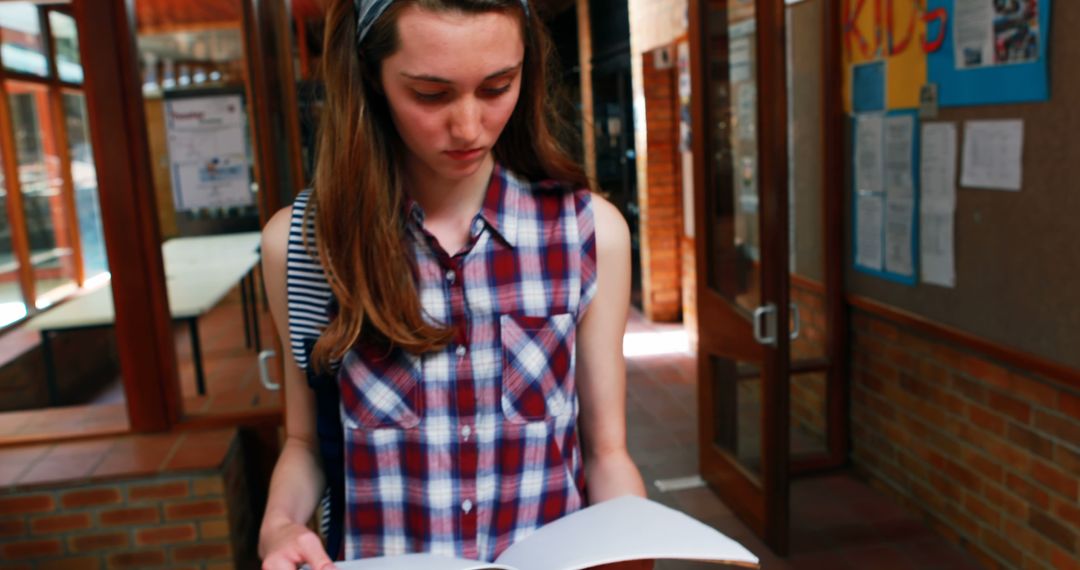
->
<box><xmin>286</xmin><ymin>164</ymin><xmax>598</xmax><ymax>562</ymax></box>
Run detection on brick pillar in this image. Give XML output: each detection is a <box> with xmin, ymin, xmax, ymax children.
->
<box><xmin>639</xmin><ymin>45</ymin><xmax>683</xmax><ymax>322</ymax></box>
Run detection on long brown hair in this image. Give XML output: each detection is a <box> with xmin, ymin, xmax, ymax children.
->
<box><xmin>308</xmin><ymin>0</ymin><xmax>588</xmax><ymax>372</ymax></box>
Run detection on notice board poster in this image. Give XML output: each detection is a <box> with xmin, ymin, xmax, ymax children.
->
<box><xmin>842</xmin><ymin>0</ymin><xmax>1052</xmax><ymax>111</ymax></box>
<box><xmin>164</xmin><ymin>92</ymin><xmax>254</xmax><ymax>211</ymax></box>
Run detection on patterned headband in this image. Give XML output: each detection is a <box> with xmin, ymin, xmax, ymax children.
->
<box><xmin>355</xmin><ymin>0</ymin><xmax>530</xmax><ymax>47</ymax></box>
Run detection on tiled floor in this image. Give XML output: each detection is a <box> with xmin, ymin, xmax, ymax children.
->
<box><xmin>622</xmin><ymin>315</ymin><xmax>983</xmax><ymax>569</ymax></box>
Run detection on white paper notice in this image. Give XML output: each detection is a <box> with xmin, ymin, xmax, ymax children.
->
<box><xmin>856</xmin><ymin>192</ymin><xmax>884</xmax><ymax>271</ymax></box>
<box><xmin>961</xmin><ymin>120</ymin><xmax>1024</xmax><ymax>191</ymax></box>
<box><xmin>920</xmin><ymin>122</ymin><xmax>957</xmax><ymax>287</ymax></box>
<box><xmin>883</xmin><ymin>114</ymin><xmax>915</xmax><ymax>199</ymax></box>
<box><xmin>921</xmin><ymin>211</ymin><xmax>956</xmax><ymax>287</ymax></box>
<box><xmin>164</xmin><ymin>94</ymin><xmax>254</xmax><ymax>210</ymax></box>
<box><xmin>855</xmin><ymin>114</ymin><xmax>884</xmax><ymax>194</ymax></box>
<box><xmin>884</xmin><ymin>197</ymin><xmax>915</xmax><ymax>277</ymax></box>
<box><xmin>953</xmin><ymin>0</ymin><xmax>993</xmax><ymax>69</ymax></box>
<box><xmin>921</xmin><ymin>123</ymin><xmax>958</xmax><ymax>208</ymax></box>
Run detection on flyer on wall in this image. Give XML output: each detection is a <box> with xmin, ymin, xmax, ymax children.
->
<box><xmin>954</xmin><ymin>0</ymin><xmax>1041</xmax><ymax>70</ymax></box>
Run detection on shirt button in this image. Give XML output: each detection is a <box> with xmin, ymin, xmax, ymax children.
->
<box><xmin>461</xmin><ymin>425</ymin><xmax>472</xmax><ymax>440</ymax></box>
<box><xmin>455</xmin><ymin>345</ymin><xmax>467</xmax><ymax>357</ymax></box>
<box><xmin>446</xmin><ymin>270</ymin><xmax>456</xmax><ymax>283</ymax></box>
<box><xmin>462</xmin><ymin>499</ymin><xmax>473</xmax><ymax>514</ymax></box>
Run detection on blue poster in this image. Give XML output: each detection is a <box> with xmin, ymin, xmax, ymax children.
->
<box><xmin>928</xmin><ymin>0</ymin><xmax>1051</xmax><ymax>107</ymax></box>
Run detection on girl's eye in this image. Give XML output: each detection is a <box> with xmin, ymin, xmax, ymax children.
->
<box><xmin>482</xmin><ymin>84</ymin><xmax>512</xmax><ymax>97</ymax></box>
<box><xmin>414</xmin><ymin>90</ymin><xmax>447</xmax><ymax>102</ymax></box>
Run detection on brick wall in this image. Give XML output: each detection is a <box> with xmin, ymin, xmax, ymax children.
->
<box><xmin>639</xmin><ymin>46</ymin><xmax>683</xmax><ymax>322</ymax></box>
<box><xmin>0</xmin><ymin>438</ymin><xmax>256</xmax><ymax>569</ymax></box>
<box><xmin>790</xmin><ymin>281</ymin><xmax>828</xmax><ymax>445</ymax></box>
<box><xmin>850</xmin><ymin>310</ymin><xmax>1080</xmax><ymax>570</ymax></box>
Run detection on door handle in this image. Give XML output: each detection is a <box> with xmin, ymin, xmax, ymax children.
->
<box><xmin>258</xmin><ymin>349</ymin><xmax>280</xmax><ymax>391</ymax></box>
<box><xmin>753</xmin><ymin>304</ymin><xmax>777</xmax><ymax>347</ymax></box>
<box><xmin>790</xmin><ymin>302</ymin><xmax>802</xmax><ymax>340</ymax></box>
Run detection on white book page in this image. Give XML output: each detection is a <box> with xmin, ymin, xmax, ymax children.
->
<box><xmin>333</xmin><ymin>553</ymin><xmax>512</xmax><ymax>570</ymax></box>
<box><xmin>494</xmin><ymin>496</ymin><xmax>759</xmax><ymax>570</ymax></box>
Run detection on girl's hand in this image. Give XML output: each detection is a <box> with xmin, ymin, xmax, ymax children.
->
<box><xmin>260</xmin><ymin>520</ymin><xmax>337</xmax><ymax>570</ymax></box>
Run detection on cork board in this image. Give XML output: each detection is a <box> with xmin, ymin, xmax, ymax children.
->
<box><xmin>845</xmin><ymin>1</ymin><xmax>1080</xmax><ymax>371</ymax></box>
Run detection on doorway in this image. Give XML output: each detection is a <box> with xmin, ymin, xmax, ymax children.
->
<box><xmin>688</xmin><ymin>0</ymin><xmax>846</xmax><ymax>555</ymax></box>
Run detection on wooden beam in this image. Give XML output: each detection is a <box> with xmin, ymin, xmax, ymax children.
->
<box><xmin>575</xmin><ymin>0</ymin><xmax>597</xmax><ymax>189</ymax></box>
<box><xmin>73</xmin><ymin>0</ymin><xmax>181</xmax><ymax>431</ymax></box>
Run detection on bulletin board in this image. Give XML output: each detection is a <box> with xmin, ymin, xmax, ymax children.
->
<box><xmin>843</xmin><ymin>1</ymin><xmax>1080</xmax><ymax>371</ymax></box>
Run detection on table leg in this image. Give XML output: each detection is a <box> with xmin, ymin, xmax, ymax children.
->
<box><xmin>259</xmin><ymin>261</ymin><xmax>269</xmax><ymax>313</ymax></box>
<box><xmin>188</xmin><ymin>318</ymin><xmax>206</xmax><ymax>396</ymax></box>
<box><xmin>240</xmin><ymin>273</ymin><xmax>252</xmax><ymax>349</ymax></box>
<box><xmin>40</xmin><ymin>331</ymin><xmax>59</xmax><ymax>406</ymax></box>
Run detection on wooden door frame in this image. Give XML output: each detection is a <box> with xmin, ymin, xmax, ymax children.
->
<box><xmin>689</xmin><ymin>0</ymin><xmax>791</xmax><ymax>555</ymax></box>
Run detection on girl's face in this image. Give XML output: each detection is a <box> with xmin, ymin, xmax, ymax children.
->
<box><xmin>379</xmin><ymin>6</ymin><xmax>525</xmax><ymax>182</ymax></box>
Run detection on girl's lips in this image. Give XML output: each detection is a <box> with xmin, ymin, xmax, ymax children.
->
<box><xmin>445</xmin><ymin>148</ymin><xmax>484</xmax><ymax>161</ymax></box>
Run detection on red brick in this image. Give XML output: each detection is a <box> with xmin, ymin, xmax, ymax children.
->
<box><xmin>979</xmin><ymin>527</ymin><xmax>1025</xmax><ymax>567</ymax></box>
<box><xmin>1031</xmin><ymin>459</ymin><xmax>1079</xmax><ymax>500</ymax></box>
<box><xmin>1007</xmin><ymin>473</ymin><xmax>1052</xmax><ymax>510</ymax></box>
<box><xmin>967</xmin><ymin>403</ymin><xmax>1006</xmax><ymax>433</ymax></box>
<box><xmin>1007</xmin><ymin>423</ymin><xmax>1055</xmax><ymax>460</ymax></box>
<box><xmin>68</xmin><ymin>531</ymin><xmax>129</xmax><ymax>552</ymax></box>
<box><xmin>961</xmin><ymin>357</ymin><xmax>1011</xmax><ymax>391</ymax></box>
<box><xmin>37</xmin><ymin>556</ymin><xmax>101</xmax><ymax>570</ymax></box>
<box><xmin>172</xmin><ymin>541</ymin><xmax>231</xmax><ymax>562</ymax></box>
<box><xmin>986</xmin><ymin>391</ymin><xmax>1032</xmax><ymax>423</ymax></box>
<box><xmin>1054</xmin><ymin>498</ymin><xmax>1080</xmax><ymax>531</ymax></box>
<box><xmin>1029</xmin><ymin>511</ymin><xmax>1077</xmax><ymax>553</ymax></box>
<box><xmin>0</xmin><ymin>517</ymin><xmax>25</xmax><ymax>538</ymax></box>
<box><xmin>1052</xmin><ymin>546</ymin><xmax>1080</xmax><ymax>569</ymax></box>
<box><xmin>164</xmin><ymin>499</ymin><xmax>225</xmax><ymax>521</ymax></box>
<box><xmin>2</xmin><ymin>538</ymin><xmax>62</xmax><ymax>559</ymax></box>
<box><xmin>128</xmin><ymin>481</ymin><xmax>188</xmax><ymax>502</ymax></box>
<box><xmin>983</xmin><ymin>481</ymin><xmax>1028</xmax><ymax>519</ymax></box>
<box><xmin>963</xmin><ymin>447</ymin><xmax>1005</xmax><ymax>483</ymax></box>
<box><xmin>31</xmin><ymin>512</ymin><xmax>92</xmax><ymax>534</ymax></box>
<box><xmin>963</xmin><ymin>492</ymin><xmax>1000</xmax><ymax>527</ymax></box>
<box><xmin>0</xmin><ymin>494</ymin><xmax>55</xmax><ymax>515</ymax></box>
<box><xmin>99</xmin><ymin>506</ymin><xmax>159</xmax><ymax>526</ymax></box>
<box><xmin>61</xmin><ymin>488</ymin><xmax>121</xmax><ymax>509</ymax></box>
<box><xmin>1007</xmin><ymin>373</ymin><xmax>1058</xmax><ymax>408</ymax></box>
<box><xmin>107</xmin><ymin>550</ymin><xmax>166</xmax><ymax>568</ymax></box>
<box><xmin>1033</xmin><ymin>411</ymin><xmax>1080</xmax><ymax>445</ymax></box>
<box><xmin>136</xmin><ymin>524</ymin><xmax>197</xmax><ymax>545</ymax></box>
<box><xmin>1055</xmin><ymin>444</ymin><xmax>1080</xmax><ymax>478</ymax></box>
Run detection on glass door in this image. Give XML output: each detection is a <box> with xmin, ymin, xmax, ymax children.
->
<box><xmin>689</xmin><ymin>0</ymin><xmax>792</xmax><ymax>554</ymax></box>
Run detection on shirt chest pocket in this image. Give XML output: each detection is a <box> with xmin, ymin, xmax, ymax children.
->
<box><xmin>339</xmin><ymin>346</ymin><xmax>423</xmax><ymax>430</ymax></box>
<box><xmin>500</xmin><ymin>313</ymin><xmax>576</xmax><ymax>423</ymax></box>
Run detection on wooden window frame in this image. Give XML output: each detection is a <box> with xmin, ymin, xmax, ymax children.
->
<box><xmin>0</xmin><ymin>3</ymin><xmax>90</xmax><ymax>330</ymax></box>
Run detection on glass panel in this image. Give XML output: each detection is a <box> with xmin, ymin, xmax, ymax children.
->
<box><xmin>7</xmin><ymin>83</ymin><xmax>78</xmax><ymax>308</ymax></box>
<box><xmin>0</xmin><ymin>3</ymin><xmax>48</xmax><ymax>77</ymax></box>
<box><xmin>711</xmin><ymin>356</ymin><xmax>762</xmax><ymax>479</ymax></box>
<box><xmin>704</xmin><ymin>1</ymin><xmax>761</xmax><ymax>316</ymax></box>
<box><xmin>63</xmin><ymin>93</ymin><xmax>107</xmax><ymax>281</ymax></box>
<box><xmin>133</xmin><ymin>0</ymin><xmax>279</xmax><ymax>418</ymax></box>
<box><xmin>790</xmin><ymin>370</ymin><xmax>829</xmax><ymax>458</ymax></box>
<box><xmin>49</xmin><ymin>12</ymin><xmax>82</xmax><ymax>84</ymax></box>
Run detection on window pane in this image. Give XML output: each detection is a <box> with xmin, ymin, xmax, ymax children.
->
<box><xmin>49</xmin><ymin>12</ymin><xmax>82</xmax><ymax>84</ymax></box>
<box><xmin>0</xmin><ymin>3</ymin><xmax>48</xmax><ymax>78</ymax></box>
<box><xmin>63</xmin><ymin>93</ymin><xmax>106</xmax><ymax>280</ymax></box>
<box><xmin>0</xmin><ymin>148</ymin><xmax>26</xmax><ymax>327</ymax></box>
<box><xmin>7</xmin><ymin>83</ymin><xmax>77</xmax><ymax>308</ymax></box>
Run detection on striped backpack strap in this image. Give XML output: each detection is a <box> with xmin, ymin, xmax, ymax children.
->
<box><xmin>284</xmin><ymin>190</ymin><xmax>344</xmax><ymax>559</ymax></box>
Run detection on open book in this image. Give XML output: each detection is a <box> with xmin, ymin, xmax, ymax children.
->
<box><xmin>331</xmin><ymin>495</ymin><xmax>759</xmax><ymax>570</ymax></box>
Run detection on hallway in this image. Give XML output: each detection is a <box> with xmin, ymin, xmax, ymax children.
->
<box><xmin>622</xmin><ymin>314</ymin><xmax>984</xmax><ymax>569</ymax></box>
